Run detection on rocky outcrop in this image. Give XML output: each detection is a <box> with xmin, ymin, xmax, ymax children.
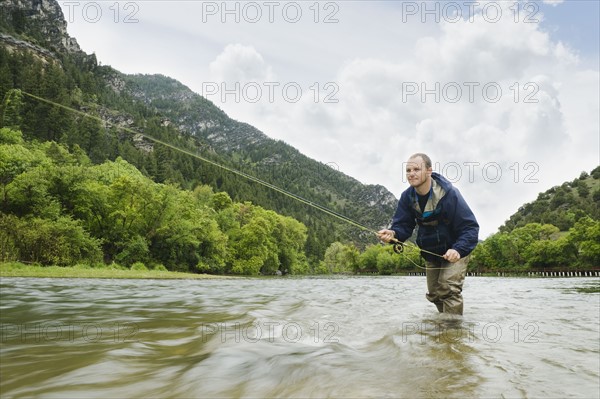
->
<box><xmin>0</xmin><ymin>32</ymin><xmax>58</xmax><ymax>63</ymax></box>
<box><xmin>0</xmin><ymin>0</ymin><xmax>83</xmax><ymax>55</ymax></box>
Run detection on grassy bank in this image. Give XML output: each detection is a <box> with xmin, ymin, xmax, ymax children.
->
<box><xmin>0</xmin><ymin>262</ymin><xmax>228</xmax><ymax>279</ymax></box>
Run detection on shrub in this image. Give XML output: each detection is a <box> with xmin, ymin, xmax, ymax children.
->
<box><xmin>131</xmin><ymin>261</ymin><xmax>148</xmax><ymax>271</ymax></box>
<box><xmin>151</xmin><ymin>264</ymin><xmax>168</xmax><ymax>272</ymax></box>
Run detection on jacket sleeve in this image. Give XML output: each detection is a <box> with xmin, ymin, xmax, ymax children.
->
<box><xmin>447</xmin><ymin>189</ymin><xmax>479</xmax><ymax>257</ymax></box>
<box><xmin>390</xmin><ymin>191</ymin><xmax>416</xmax><ymax>242</ymax></box>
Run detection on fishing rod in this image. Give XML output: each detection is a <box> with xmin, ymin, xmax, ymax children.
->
<box><xmin>15</xmin><ymin>89</ymin><xmax>447</xmax><ymax>269</ymax></box>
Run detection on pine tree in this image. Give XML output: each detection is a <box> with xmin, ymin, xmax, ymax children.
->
<box><xmin>0</xmin><ymin>89</ymin><xmax>24</xmax><ymax>129</ymax></box>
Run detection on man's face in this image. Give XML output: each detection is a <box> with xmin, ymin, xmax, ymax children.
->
<box><xmin>405</xmin><ymin>157</ymin><xmax>432</xmax><ymax>188</ymax></box>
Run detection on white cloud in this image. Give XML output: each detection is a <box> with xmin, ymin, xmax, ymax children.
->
<box><xmin>542</xmin><ymin>0</ymin><xmax>564</xmax><ymax>6</ymax></box>
<box><xmin>209</xmin><ymin>44</ymin><xmax>274</xmax><ymax>83</ymax></box>
<box><xmin>59</xmin><ymin>1</ymin><xmax>598</xmax><ymax>238</ymax></box>
<box><xmin>223</xmin><ymin>2</ymin><xmax>598</xmax><ymax>237</ymax></box>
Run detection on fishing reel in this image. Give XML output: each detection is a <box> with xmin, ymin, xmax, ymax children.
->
<box><xmin>392</xmin><ymin>241</ymin><xmax>405</xmax><ymax>254</ymax></box>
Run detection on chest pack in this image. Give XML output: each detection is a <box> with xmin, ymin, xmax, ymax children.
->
<box><xmin>410</xmin><ymin>180</ymin><xmax>453</xmax><ymax>261</ymax></box>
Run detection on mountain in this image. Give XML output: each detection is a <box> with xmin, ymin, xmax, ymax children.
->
<box><xmin>500</xmin><ymin>167</ymin><xmax>600</xmax><ymax>232</ymax></box>
<box><xmin>470</xmin><ymin>168</ymin><xmax>600</xmax><ymax>272</ymax></box>
<box><xmin>0</xmin><ymin>0</ymin><xmax>85</xmax><ymax>55</ymax></box>
<box><xmin>122</xmin><ymin>73</ymin><xmax>397</xmax><ymax>220</ymax></box>
<box><xmin>0</xmin><ymin>0</ymin><xmax>397</xmax><ymax>262</ymax></box>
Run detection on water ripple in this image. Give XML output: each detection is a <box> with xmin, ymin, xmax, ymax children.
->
<box><xmin>1</xmin><ymin>276</ymin><xmax>598</xmax><ymax>398</ymax></box>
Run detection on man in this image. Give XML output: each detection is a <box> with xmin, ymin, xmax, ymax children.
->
<box><xmin>377</xmin><ymin>153</ymin><xmax>479</xmax><ymax>315</ymax></box>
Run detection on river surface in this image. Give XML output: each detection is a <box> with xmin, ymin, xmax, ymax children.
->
<box><xmin>0</xmin><ymin>276</ymin><xmax>598</xmax><ymax>398</ymax></box>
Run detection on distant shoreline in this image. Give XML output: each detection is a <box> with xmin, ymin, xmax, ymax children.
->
<box><xmin>0</xmin><ymin>262</ymin><xmax>230</xmax><ymax>280</ymax></box>
<box><xmin>2</xmin><ymin>262</ymin><xmax>598</xmax><ymax>280</ymax></box>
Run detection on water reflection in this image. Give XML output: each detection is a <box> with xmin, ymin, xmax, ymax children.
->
<box><xmin>1</xmin><ymin>277</ymin><xmax>598</xmax><ymax>398</ymax></box>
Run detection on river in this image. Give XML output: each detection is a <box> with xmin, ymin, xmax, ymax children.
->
<box><xmin>1</xmin><ymin>276</ymin><xmax>598</xmax><ymax>398</ymax></box>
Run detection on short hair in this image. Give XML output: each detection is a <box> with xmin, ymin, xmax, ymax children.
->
<box><xmin>408</xmin><ymin>153</ymin><xmax>432</xmax><ymax>169</ymax></box>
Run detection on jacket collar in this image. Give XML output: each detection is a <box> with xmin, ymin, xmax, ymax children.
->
<box><xmin>410</xmin><ymin>175</ymin><xmax>447</xmax><ymax>217</ymax></box>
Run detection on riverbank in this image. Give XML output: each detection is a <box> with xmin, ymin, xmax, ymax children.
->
<box><xmin>0</xmin><ymin>262</ymin><xmax>228</xmax><ymax>279</ymax></box>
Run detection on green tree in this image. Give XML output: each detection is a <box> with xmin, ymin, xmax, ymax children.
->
<box><xmin>5</xmin><ymin>165</ymin><xmax>61</xmax><ymax>218</ymax></box>
<box><xmin>192</xmin><ymin>184</ymin><xmax>214</xmax><ymax>206</ymax></box>
<box><xmin>0</xmin><ymin>136</ymin><xmax>51</xmax><ymax>213</ymax></box>
<box><xmin>593</xmin><ymin>189</ymin><xmax>600</xmax><ymax>203</ymax></box>
<box><xmin>525</xmin><ymin>236</ymin><xmax>576</xmax><ymax>268</ymax></box>
<box><xmin>1</xmin><ymin>89</ymin><xmax>24</xmax><ymax>129</ymax></box>
<box><xmin>376</xmin><ymin>249</ymin><xmax>396</xmax><ymax>275</ymax></box>
<box><xmin>273</xmin><ymin>215</ymin><xmax>308</xmax><ymax>274</ymax></box>
<box><xmin>210</xmin><ymin>191</ymin><xmax>233</xmax><ymax>211</ymax></box>
<box><xmin>230</xmin><ymin>216</ymin><xmax>273</xmax><ymax>275</ymax></box>
<box><xmin>568</xmin><ymin>217</ymin><xmax>600</xmax><ymax>268</ymax></box>
<box><xmin>358</xmin><ymin>245</ymin><xmax>381</xmax><ymax>273</ymax></box>
<box><xmin>151</xmin><ymin>187</ymin><xmax>227</xmax><ymax>272</ymax></box>
<box><xmin>324</xmin><ymin>242</ymin><xmax>350</xmax><ymax>274</ymax></box>
<box><xmin>0</xmin><ymin>127</ymin><xmax>24</xmax><ymax>145</ymax></box>
<box><xmin>577</xmin><ymin>184</ymin><xmax>590</xmax><ymax>198</ymax></box>
<box><xmin>507</xmin><ymin>223</ymin><xmax>561</xmax><ymax>270</ymax></box>
<box><xmin>344</xmin><ymin>244</ymin><xmax>361</xmax><ymax>274</ymax></box>
<box><xmin>0</xmin><ymin>50</ymin><xmax>13</xmax><ymax>100</ymax></box>
<box><xmin>0</xmin><ymin>213</ymin><xmax>102</xmax><ymax>265</ymax></box>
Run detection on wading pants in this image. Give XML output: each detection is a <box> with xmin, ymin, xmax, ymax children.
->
<box><xmin>425</xmin><ymin>255</ymin><xmax>469</xmax><ymax>315</ymax></box>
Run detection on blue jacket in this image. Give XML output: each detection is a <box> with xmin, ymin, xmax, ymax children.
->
<box><xmin>390</xmin><ymin>173</ymin><xmax>479</xmax><ymax>261</ymax></box>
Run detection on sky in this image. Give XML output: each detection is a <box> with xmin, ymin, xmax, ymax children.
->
<box><xmin>58</xmin><ymin>0</ymin><xmax>600</xmax><ymax>238</ymax></box>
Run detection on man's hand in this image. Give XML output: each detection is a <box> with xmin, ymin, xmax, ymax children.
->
<box><xmin>443</xmin><ymin>249</ymin><xmax>461</xmax><ymax>263</ymax></box>
<box><xmin>377</xmin><ymin>229</ymin><xmax>396</xmax><ymax>243</ymax></box>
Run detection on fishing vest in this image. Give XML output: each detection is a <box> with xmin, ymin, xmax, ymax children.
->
<box><xmin>410</xmin><ymin>179</ymin><xmax>453</xmax><ymax>261</ymax></box>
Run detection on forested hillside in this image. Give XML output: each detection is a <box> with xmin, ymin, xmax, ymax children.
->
<box><xmin>500</xmin><ymin>169</ymin><xmax>600</xmax><ymax>232</ymax></box>
<box><xmin>0</xmin><ymin>0</ymin><xmax>397</xmax><ymax>269</ymax></box>
<box><xmin>0</xmin><ymin>127</ymin><xmax>308</xmax><ymax>274</ymax></box>
<box><xmin>1</xmin><ymin>0</ymin><xmax>597</xmax><ymax>275</ymax></box>
<box><xmin>468</xmin><ymin>168</ymin><xmax>600</xmax><ymax>272</ymax></box>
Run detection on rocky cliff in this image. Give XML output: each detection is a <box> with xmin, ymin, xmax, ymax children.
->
<box><xmin>0</xmin><ymin>0</ymin><xmax>82</xmax><ymax>55</ymax></box>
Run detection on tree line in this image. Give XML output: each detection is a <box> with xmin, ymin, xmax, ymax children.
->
<box><xmin>0</xmin><ymin>127</ymin><xmax>309</xmax><ymax>274</ymax></box>
<box><xmin>320</xmin><ymin>214</ymin><xmax>599</xmax><ymax>274</ymax></box>
<box><xmin>470</xmin><ymin>219</ymin><xmax>599</xmax><ymax>272</ymax></box>
<box><xmin>0</xmin><ymin>46</ymin><xmax>385</xmax><ymax>265</ymax></box>
<box><xmin>321</xmin><ymin>167</ymin><xmax>600</xmax><ymax>274</ymax></box>
<box><xmin>1</xmin><ymin>46</ymin><xmax>598</xmax><ymax>274</ymax></box>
